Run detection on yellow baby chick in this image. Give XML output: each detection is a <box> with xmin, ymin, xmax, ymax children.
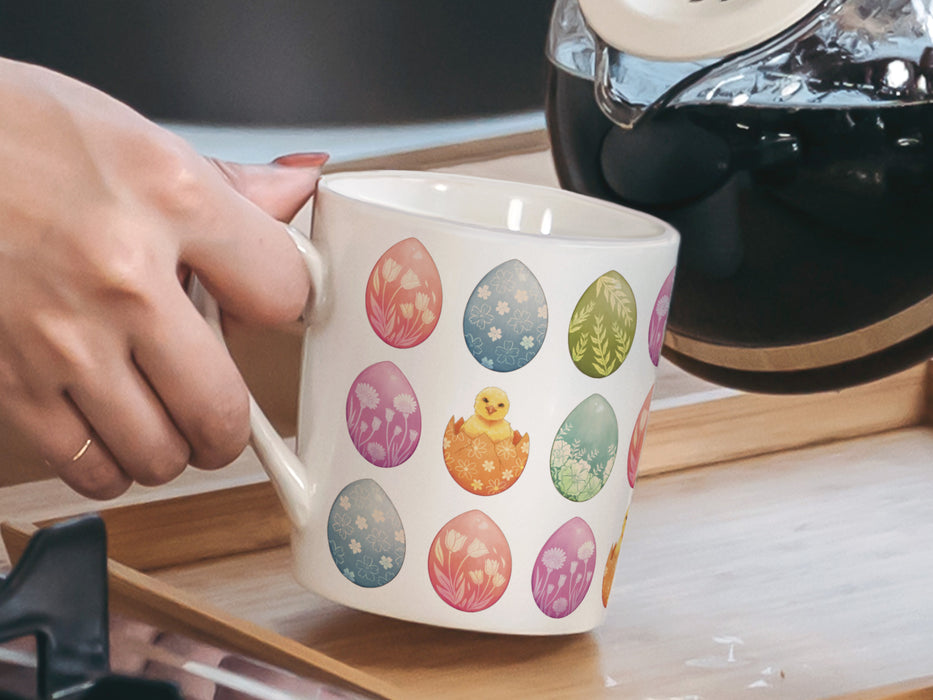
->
<box><xmin>462</xmin><ymin>387</ymin><xmax>513</xmax><ymax>442</ymax></box>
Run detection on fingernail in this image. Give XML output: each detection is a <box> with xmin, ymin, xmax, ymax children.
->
<box><xmin>273</xmin><ymin>152</ymin><xmax>330</xmax><ymax>168</ymax></box>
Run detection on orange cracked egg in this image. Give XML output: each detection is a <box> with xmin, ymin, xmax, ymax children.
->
<box><xmin>443</xmin><ymin>387</ymin><xmax>529</xmax><ymax>496</ymax></box>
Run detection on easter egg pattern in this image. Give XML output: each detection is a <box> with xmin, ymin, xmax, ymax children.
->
<box><xmin>346</xmin><ymin>361</ymin><xmax>421</xmax><ymax>468</ymax></box>
<box><xmin>327</xmin><ymin>479</ymin><xmax>405</xmax><ymax>588</ymax></box>
<box><xmin>627</xmin><ymin>386</ymin><xmax>654</xmax><ymax>487</ymax></box>
<box><xmin>568</xmin><ymin>271</ymin><xmax>636</xmax><ymax>378</ymax></box>
<box><xmin>463</xmin><ymin>259</ymin><xmax>547</xmax><ymax>372</ymax></box>
<box><xmin>532</xmin><ymin>517</ymin><xmax>597</xmax><ymax>618</ymax></box>
<box><xmin>337</xmin><ymin>241</ymin><xmax>659</xmax><ymax>622</ymax></box>
<box><xmin>429</xmin><ymin>510</ymin><xmax>511</xmax><ymax>612</ymax></box>
<box><xmin>602</xmin><ymin>509</ymin><xmax>628</xmax><ymax>607</ymax></box>
<box><xmin>366</xmin><ymin>238</ymin><xmax>442</xmax><ymax>349</ymax></box>
<box><xmin>550</xmin><ymin>394</ymin><xmax>618</xmax><ymax>502</ymax></box>
<box><xmin>443</xmin><ymin>387</ymin><xmax>529</xmax><ymax>496</ymax></box>
<box><xmin>648</xmin><ymin>268</ymin><xmax>675</xmax><ymax>366</ymax></box>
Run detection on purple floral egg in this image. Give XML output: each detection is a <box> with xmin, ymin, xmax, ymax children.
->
<box><xmin>346</xmin><ymin>361</ymin><xmax>421</xmax><ymax>468</ymax></box>
<box><xmin>648</xmin><ymin>268</ymin><xmax>675</xmax><ymax>366</ymax></box>
<box><xmin>532</xmin><ymin>517</ymin><xmax>597</xmax><ymax>619</ymax></box>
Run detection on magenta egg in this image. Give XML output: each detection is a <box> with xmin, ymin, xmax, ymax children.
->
<box><xmin>532</xmin><ymin>517</ymin><xmax>597</xmax><ymax>618</ymax></box>
<box><xmin>429</xmin><ymin>510</ymin><xmax>511</xmax><ymax>612</ymax></box>
<box><xmin>648</xmin><ymin>268</ymin><xmax>675</xmax><ymax>366</ymax></box>
<box><xmin>346</xmin><ymin>361</ymin><xmax>421</xmax><ymax>468</ymax></box>
<box><xmin>627</xmin><ymin>386</ymin><xmax>654</xmax><ymax>487</ymax></box>
<box><xmin>366</xmin><ymin>237</ymin><xmax>442</xmax><ymax>348</ymax></box>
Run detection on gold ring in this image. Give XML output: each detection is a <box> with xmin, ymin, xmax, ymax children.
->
<box><xmin>71</xmin><ymin>438</ymin><xmax>93</xmax><ymax>462</ymax></box>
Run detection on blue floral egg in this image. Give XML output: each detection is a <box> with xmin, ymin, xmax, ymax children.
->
<box><xmin>462</xmin><ymin>259</ymin><xmax>547</xmax><ymax>372</ymax></box>
<box><xmin>550</xmin><ymin>394</ymin><xmax>618</xmax><ymax>502</ymax></box>
<box><xmin>327</xmin><ymin>479</ymin><xmax>405</xmax><ymax>588</ymax></box>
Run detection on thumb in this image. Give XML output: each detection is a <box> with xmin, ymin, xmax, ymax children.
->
<box><xmin>207</xmin><ymin>152</ymin><xmax>329</xmax><ymax>222</ymax></box>
<box><xmin>179</xmin><ymin>152</ymin><xmax>328</xmax><ymax>325</ymax></box>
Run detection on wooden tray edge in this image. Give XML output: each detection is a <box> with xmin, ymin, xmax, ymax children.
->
<box><xmin>640</xmin><ymin>362</ymin><xmax>930</xmax><ymax>477</ymax></box>
<box><xmin>0</xmin><ymin>520</ymin><xmax>400</xmax><ymax>700</ymax></box>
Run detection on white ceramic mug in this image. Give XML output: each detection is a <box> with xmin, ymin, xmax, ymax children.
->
<box><xmin>231</xmin><ymin>170</ymin><xmax>678</xmax><ymax>635</ymax></box>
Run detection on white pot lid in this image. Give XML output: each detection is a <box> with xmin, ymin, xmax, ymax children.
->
<box><xmin>578</xmin><ymin>0</ymin><xmax>827</xmax><ymax>61</ymax></box>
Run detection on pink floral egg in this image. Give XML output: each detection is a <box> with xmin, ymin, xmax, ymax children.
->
<box><xmin>366</xmin><ymin>237</ymin><xmax>442</xmax><ymax>348</ymax></box>
<box><xmin>532</xmin><ymin>518</ymin><xmax>597</xmax><ymax>618</ymax></box>
<box><xmin>429</xmin><ymin>510</ymin><xmax>511</xmax><ymax>612</ymax></box>
<box><xmin>648</xmin><ymin>268</ymin><xmax>675</xmax><ymax>366</ymax></box>
<box><xmin>346</xmin><ymin>361</ymin><xmax>421</xmax><ymax>468</ymax></box>
<box><xmin>627</xmin><ymin>386</ymin><xmax>654</xmax><ymax>487</ymax></box>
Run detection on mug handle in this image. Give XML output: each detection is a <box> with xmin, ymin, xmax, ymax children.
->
<box><xmin>189</xmin><ymin>225</ymin><xmax>325</xmax><ymax>528</ymax></box>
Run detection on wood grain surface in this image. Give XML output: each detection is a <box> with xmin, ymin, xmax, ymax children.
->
<box><xmin>15</xmin><ymin>428</ymin><xmax>921</xmax><ymax>700</ymax></box>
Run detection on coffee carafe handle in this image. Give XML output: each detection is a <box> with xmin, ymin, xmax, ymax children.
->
<box><xmin>190</xmin><ymin>225</ymin><xmax>326</xmax><ymax>529</ymax></box>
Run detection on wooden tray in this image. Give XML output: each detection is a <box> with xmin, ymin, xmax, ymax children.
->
<box><xmin>1</xmin><ymin>147</ymin><xmax>932</xmax><ymax>698</ymax></box>
<box><xmin>3</xmin><ymin>359</ymin><xmax>932</xmax><ymax>699</ymax></box>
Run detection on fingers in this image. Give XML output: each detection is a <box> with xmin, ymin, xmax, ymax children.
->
<box><xmin>131</xmin><ymin>282</ymin><xmax>251</xmax><ymax>470</ymax></box>
<box><xmin>65</xmin><ymin>343</ymin><xmax>192</xmax><ymax>485</ymax></box>
<box><xmin>0</xmin><ymin>393</ymin><xmax>131</xmax><ymax>500</ymax></box>
<box><xmin>209</xmin><ymin>153</ymin><xmax>328</xmax><ymax>221</ymax></box>
<box><xmin>179</xmin><ymin>154</ymin><xmax>327</xmax><ymax>326</ymax></box>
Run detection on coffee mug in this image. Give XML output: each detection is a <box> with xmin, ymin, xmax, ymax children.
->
<box><xmin>216</xmin><ymin>170</ymin><xmax>679</xmax><ymax>635</ymax></box>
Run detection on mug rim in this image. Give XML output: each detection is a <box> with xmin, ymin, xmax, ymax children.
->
<box><xmin>317</xmin><ymin>169</ymin><xmax>680</xmax><ymax>248</ymax></box>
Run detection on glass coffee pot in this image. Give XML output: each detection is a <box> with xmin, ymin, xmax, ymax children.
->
<box><xmin>547</xmin><ymin>0</ymin><xmax>933</xmax><ymax>391</ymax></box>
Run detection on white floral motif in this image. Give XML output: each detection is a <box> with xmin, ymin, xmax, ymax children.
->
<box><xmin>577</xmin><ymin>541</ymin><xmax>595</xmax><ymax>561</ymax></box>
<box><xmin>514</xmin><ymin>289</ymin><xmax>529</xmax><ymax>303</ymax></box>
<box><xmin>399</xmin><ymin>269</ymin><xmax>420</xmax><ymax>290</ymax></box>
<box><xmin>354</xmin><ymin>383</ymin><xmax>380</xmax><ymax>410</ymax></box>
<box><xmin>541</xmin><ymin>547</ymin><xmax>567</xmax><ymax>571</ymax></box>
<box><xmin>356</xmin><ymin>515</ymin><xmax>368</xmax><ymax>530</ymax></box>
<box><xmin>476</xmin><ymin>284</ymin><xmax>491</xmax><ymax>299</ymax></box>
<box><xmin>338</xmin><ymin>495</ymin><xmax>351</xmax><ymax>510</ymax></box>
<box><xmin>381</xmin><ymin>257</ymin><xmax>402</xmax><ymax>283</ymax></box>
<box><xmin>521</xmin><ymin>336</ymin><xmax>534</xmax><ymax>350</ymax></box>
<box><xmin>467</xmin><ymin>539</ymin><xmax>489</xmax><ymax>558</ymax></box>
<box><xmin>380</xmin><ymin>556</ymin><xmax>394</xmax><ymax>570</ymax></box>
<box><xmin>496</xmin><ymin>300</ymin><xmax>510</xmax><ymax>315</ymax></box>
<box><xmin>488</xmin><ymin>327</ymin><xmax>502</xmax><ymax>341</ymax></box>
<box><xmin>366</xmin><ymin>443</ymin><xmax>386</xmax><ymax>462</ymax></box>
<box><xmin>393</xmin><ymin>393</ymin><xmax>418</xmax><ymax>415</ymax></box>
<box><xmin>445</xmin><ymin>529</ymin><xmax>467</xmax><ymax>552</ymax></box>
<box><xmin>349</xmin><ymin>539</ymin><xmax>362</xmax><ymax>554</ymax></box>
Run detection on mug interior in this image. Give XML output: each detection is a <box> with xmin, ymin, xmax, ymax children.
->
<box><xmin>321</xmin><ymin>171</ymin><xmax>673</xmax><ymax>243</ymax></box>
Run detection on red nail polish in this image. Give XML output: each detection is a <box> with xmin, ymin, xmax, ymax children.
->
<box><xmin>273</xmin><ymin>152</ymin><xmax>330</xmax><ymax>168</ymax></box>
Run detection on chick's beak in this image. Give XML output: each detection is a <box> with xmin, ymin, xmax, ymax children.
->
<box><xmin>486</xmin><ymin>405</ymin><xmax>497</xmax><ymax>415</ymax></box>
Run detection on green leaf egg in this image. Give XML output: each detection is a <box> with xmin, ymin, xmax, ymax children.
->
<box><xmin>568</xmin><ymin>271</ymin><xmax>636</xmax><ymax>378</ymax></box>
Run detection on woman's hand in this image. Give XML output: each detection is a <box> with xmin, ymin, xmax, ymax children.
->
<box><xmin>0</xmin><ymin>58</ymin><xmax>326</xmax><ymax>498</ymax></box>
